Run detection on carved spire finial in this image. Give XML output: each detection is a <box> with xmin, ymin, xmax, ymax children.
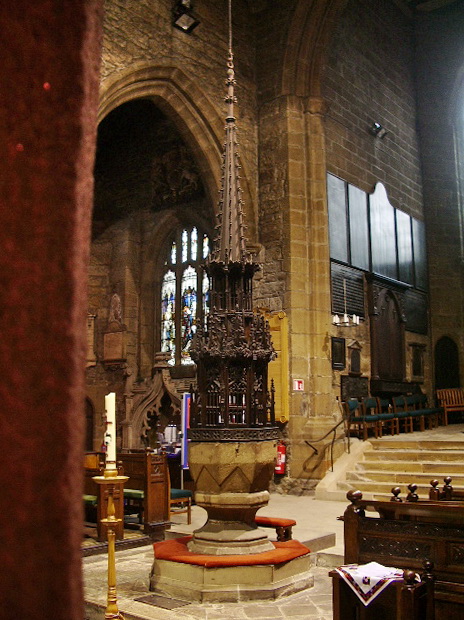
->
<box><xmin>212</xmin><ymin>0</ymin><xmax>248</xmax><ymax>265</ymax></box>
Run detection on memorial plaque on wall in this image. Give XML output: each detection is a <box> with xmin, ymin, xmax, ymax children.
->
<box><xmin>341</xmin><ymin>375</ymin><xmax>369</xmax><ymax>402</ymax></box>
<box><xmin>103</xmin><ymin>330</ymin><xmax>126</xmax><ymax>362</ymax></box>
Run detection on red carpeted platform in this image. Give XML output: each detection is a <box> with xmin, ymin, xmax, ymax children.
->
<box><xmin>153</xmin><ymin>535</ymin><xmax>310</xmax><ymax>568</ymax></box>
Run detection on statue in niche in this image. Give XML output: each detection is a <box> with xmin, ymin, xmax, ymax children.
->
<box><xmin>108</xmin><ymin>292</ymin><xmax>122</xmax><ymax>325</ymax></box>
<box><xmin>104</xmin><ymin>292</ymin><xmax>126</xmax><ymax>364</ymax></box>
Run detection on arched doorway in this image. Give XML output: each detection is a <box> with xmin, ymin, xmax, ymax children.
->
<box><xmin>435</xmin><ymin>336</ymin><xmax>460</xmax><ymax>389</ymax></box>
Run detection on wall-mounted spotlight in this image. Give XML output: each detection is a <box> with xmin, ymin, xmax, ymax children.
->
<box><xmin>173</xmin><ymin>0</ymin><xmax>200</xmax><ymax>34</ymax></box>
<box><xmin>370</xmin><ymin>122</ymin><xmax>388</xmax><ymax>139</ymax></box>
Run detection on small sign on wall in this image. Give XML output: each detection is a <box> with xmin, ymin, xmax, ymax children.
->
<box><xmin>293</xmin><ymin>379</ymin><xmax>304</xmax><ymax>391</ymax></box>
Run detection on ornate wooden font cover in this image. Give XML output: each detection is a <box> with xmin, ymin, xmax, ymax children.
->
<box><xmin>188</xmin><ymin>27</ymin><xmax>278</xmax><ymax>444</ymax></box>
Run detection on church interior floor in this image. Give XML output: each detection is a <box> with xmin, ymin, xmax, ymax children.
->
<box><xmin>83</xmin><ymin>494</ymin><xmax>347</xmax><ymax>620</ymax></box>
<box><xmin>83</xmin><ymin>423</ymin><xmax>464</xmax><ymax>619</ymax></box>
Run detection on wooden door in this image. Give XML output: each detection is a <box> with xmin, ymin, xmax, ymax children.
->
<box><xmin>371</xmin><ymin>288</ymin><xmax>405</xmax><ymax>382</ymax></box>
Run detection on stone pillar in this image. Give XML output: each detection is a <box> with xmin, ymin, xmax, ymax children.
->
<box><xmin>284</xmin><ymin>95</ymin><xmax>337</xmax><ymax>480</ymax></box>
<box><xmin>0</xmin><ymin>2</ymin><xmax>103</xmax><ymax>618</ymax></box>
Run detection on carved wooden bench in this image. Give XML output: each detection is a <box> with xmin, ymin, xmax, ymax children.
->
<box><xmin>343</xmin><ymin>489</ymin><xmax>464</xmax><ymax>620</ymax></box>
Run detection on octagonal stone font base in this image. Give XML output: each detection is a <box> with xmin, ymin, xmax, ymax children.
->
<box><xmin>188</xmin><ymin>440</ymin><xmax>277</xmax><ymax>555</ymax></box>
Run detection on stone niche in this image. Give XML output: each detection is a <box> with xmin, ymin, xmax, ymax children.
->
<box><xmin>103</xmin><ymin>292</ymin><xmax>126</xmax><ymax>365</ymax></box>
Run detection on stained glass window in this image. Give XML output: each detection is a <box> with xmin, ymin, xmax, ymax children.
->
<box><xmin>181</xmin><ymin>266</ymin><xmax>197</xmax><ymax>363</ymax></box>
<box><xmin>171</xmin><ymin>241</ymin><xmax>176</xmax><ymax>265</ymax></box>
<box><xmin>161</xmin><ymin>226</ymin><xmax>210</xmax><ymax>365</ymax></box>
<box><xmin>191</xmin><ymin>227</ymin><xmax>198</xmax><ymax>261</ymax></box>
<box><xmin>182</xmin><ymin>229</ymin><xmax>188</xmax><ymax>263</ymax></box>
<box><xmin>161</xmin><ymin>270</ymin><xmax>176</xmax><ymax>358</ymax></box>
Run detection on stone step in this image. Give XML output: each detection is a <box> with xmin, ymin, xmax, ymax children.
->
<box><xmin>347</xmin><ymin>469</ymin><xmax>464</xmax><ymax>484</ymax></box>
<box><xmin>368</xmin><ymin>439</ymin><xmax>464</xmax><ymax>451</ymax></box>
<box><xmin>362</xmin><ymin>448</ymin><xmax>464</xmax><ymax>461</ymax></box>
<box><xmin>358</xmin><ymin>460</ymin><xmax>463</xmax><ymax>473</ymax></box>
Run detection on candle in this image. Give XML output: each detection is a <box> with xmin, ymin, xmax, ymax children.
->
<box><xmin>104</xmin><ymin>392</ymin><xmax>116</xmax><ymax>468</ymax></box>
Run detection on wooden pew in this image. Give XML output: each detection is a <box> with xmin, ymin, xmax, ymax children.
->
<box><xmin>343</xmin><ymin>489</ymin><xmax>464</xmax><ymax>620</ymax></box>
<box><xmin>119</xmin><ymin>449</ymin><xmax>170</xmax><ymax>539</ymax></box>
<box><xmin>429</xmin><ymin>477</ymin><xmax>464</xmax><ymax>502</ymax></box>
<box><xmin>83</xmin><ymin>452</ymin><xmax>125</xmax><ymax>542</ymax></box>
<box><xmin>84</xmin><ymin>449</ymin><xmax>170</xmax><ymax>542</ymax></box>
<box><xmin>436</xmin><ymin>388</ymin><xmax>464</xmax><ymax>425</ymax></box>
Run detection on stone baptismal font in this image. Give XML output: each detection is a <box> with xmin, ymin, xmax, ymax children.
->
<box><xmin>149</xmin><ymin>0</ymin><xmax>313</xmax><ymax>601</ymax></box>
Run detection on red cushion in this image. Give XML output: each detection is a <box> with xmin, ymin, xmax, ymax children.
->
<box><xmin>153</xmin><ymin>536</ymin><xmax>309</xmax><ymax>568</ymax></box>
<box><xmin>255</xmin><ymin>515</ymin><xmax>296</xmax><ymax>527</ymax></box>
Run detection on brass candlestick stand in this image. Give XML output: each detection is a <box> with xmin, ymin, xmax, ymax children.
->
<box><xmin>93</xmin><ymin>467</ymin><xmax>129</xmax><ymax>620</ymax></box>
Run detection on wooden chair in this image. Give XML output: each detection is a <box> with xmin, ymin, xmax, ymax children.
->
<box><xmin>342</xmin><ymin>399</ymin><xmax>379</xmax><ymax>441</ymax></box>
<box><xmin>363</xmin><ymin>397</ymin><xmax>397</xmax><ymax>436</ymax></box>
<box><xmin>169</xmin><ymin>487</ymin><xmax>192</xmax><ymax>524</ymax></box>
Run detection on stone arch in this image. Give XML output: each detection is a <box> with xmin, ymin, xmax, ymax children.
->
<box><xmin>281</xmin><ymin>0</ymin><xmax>349</xmax><ymax>98</ymax></box>
<box><xmin>98</xmin><ymin>64</ymin><xmax>257</xmax><ymax>243</ymax></box>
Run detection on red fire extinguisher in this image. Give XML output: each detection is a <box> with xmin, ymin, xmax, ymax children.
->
<box><xmin>275</xmin><ymin>441</ymin><xmax>286</xmax><ymax>475</ymax></box>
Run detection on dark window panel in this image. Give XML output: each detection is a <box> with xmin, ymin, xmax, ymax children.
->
<box><xmin>396</xmin><ymin>209</ymin><xmax>413</xmax><ymax>284</ymax></box>
<box><xmin>369</xmin><ymin>183</ymin><xmax>397</xmax><ymax>280</ymax></box>
<box><xmin>412</xmin><ymin>218</ymin><xmax>428</xmax><ymax>290</ymax></box>
<box><xmin>331</xmin><ymin>262</ymin><xmax>365</xmax><ymax>317</ymax></box>
<box><xmin>327</xmin><ymin>173</ymin><xmax>348</xmax><ymax>263</ymax></box>
<box><xmin>348</xmin><ymin>184</ymin><xmax>369</xmax><ymax>271</ymax></box>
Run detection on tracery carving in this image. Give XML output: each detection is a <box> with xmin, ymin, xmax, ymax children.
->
<box><xmin>188</xmin><ymin>427</ymin><xmax>279</xmax><ymax>442</ymax></box>
<box><xmin>122</xmin><ymin>360</ymin><xmax>181</xmax><ymax>449</ymax></box>
<box><xmin>449</xmin><ymin>543</ymin><xmax>464</xmax><ymax>564</ymax></box>
<box><xmin>359</xmin><ymin>535</ymin><xmax>432</xmax><ymax>560</ymax></box>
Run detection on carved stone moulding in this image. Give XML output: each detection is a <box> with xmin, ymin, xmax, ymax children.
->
<box><xmin>187</xmin><ymin>427</ymin><xmax>279</xmax><ymax>442</ymax></box>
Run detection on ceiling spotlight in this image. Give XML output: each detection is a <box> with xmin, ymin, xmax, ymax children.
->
<box><xmin>173</xmin><ymin>0</ymin><xmax>200</xmax><ymax>34</ymax></box>
<box><xmin>370</xmin><ymin>122</ymin><xmax>388</xmax><ymax>139</ymax></box>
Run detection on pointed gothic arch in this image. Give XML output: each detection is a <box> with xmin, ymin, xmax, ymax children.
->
<box><xmin>281</xmin><ymin>0</ymin><xmax>349</xmax><ymax>98</ymax></box>
<box><xmin>98</xmin><ymin>63</ymin><xmax>258</xmax><ymax>244</ymax></box>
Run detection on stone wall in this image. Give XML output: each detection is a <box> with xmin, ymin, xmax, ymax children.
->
<box><xmin>88</xmin><ymin>0</ymin><xmax>464</xmax><ymax>483</ymax></box>
<box><xmin>323</xmin><ymin>0</ymin><xmax>423</xmax><ymax>218</ymax></box>
<box><xmin>100</xmin><ymin>0</ymin><xmax>260</xmax><ymax>235</ymax></box>
<box><xmin>321</xmin><ymin>0</ymin><xmax>435</xmax><ymax>407</ymax></box>
<box><xmin>415</xmin><ymin>4</ymin><xmax>464</xmax><ymax>383</ymax></box>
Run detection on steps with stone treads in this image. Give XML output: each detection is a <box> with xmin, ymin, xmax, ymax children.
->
<box><xmin>337</xmin><ymin>438</ymin><xmax>464</xmax><ymax>500</ymax></box>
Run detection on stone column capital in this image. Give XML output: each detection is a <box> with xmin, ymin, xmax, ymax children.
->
<box><xmin>305</xmin><ymin>96</ymin><xmax>329</xmax><ymax>116</ymax></box>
